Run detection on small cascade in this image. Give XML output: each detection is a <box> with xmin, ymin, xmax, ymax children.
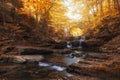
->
<box><xmin>38</xmin><ymin>62</ymin><xmax>66</xmax><ymax>71</ymax></box>
<box><xmin>51</xmin><ymin>65</ymin><xmax>66</xmax><ymax>71</ymax></box>
<box><xmin>78</xmin><ymin>36</ymin><xmax>86</xmax><ymax>49</ymax></box>
<box><xmin>67</xmin><ymin>41</ymin><xmax>72</xmax><ymax>48</ymax></box>
<box><xmin>66</xmin><ymin>36</ymin><xmax>86</xmax><ymax>58</ymax></box>
<box><xmin>64</xmin><ymin>27</ymin><xmax>70</xmax><ymax>37</ymax></box>
<box><xmin>66</xmin><ymin>36</ymin><xmax>86</xmax><ymax>49</ymax></box>
<box><xmin>38</xmin><ymin>62</ymin><xmax>51</xmax><ymax>67</ymax></box>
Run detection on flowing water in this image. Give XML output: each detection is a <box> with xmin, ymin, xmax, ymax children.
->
<box><xmin>0</xmin><ymin>52</ymin><xmax>84</xmax><ymax>80</ymax></box>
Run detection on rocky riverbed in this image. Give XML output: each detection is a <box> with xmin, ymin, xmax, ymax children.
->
<box><xmin>68</xmin><ymin>52</ymin><xmax>120</xmax><ymax>80</ymax></box>
<box><xmin>0</xmin><ymin>51</ymin><xmax>102</xmax><ymax>80</ymax></box>
<box><xmin>0</xmin><ymin>45</ymin><xmax>120</xmax><ymax>80</ymax></box>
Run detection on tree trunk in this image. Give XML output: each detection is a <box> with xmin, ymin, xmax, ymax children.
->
<box><xmin>108</xmin><ymin>0</ymin><xmax>111</xmax><ymax>14</ymax></box>
<box><xmin>96</xmin><ymin>0</ymin><xmax>99</xmax><ymax>14</ymax></box>
<box><xmin>35</xmin><ymin>13</ymin><xmax>40</xmax><ymax>35</ymax></box>
<box><xmin>99</xmin><ymin>0</ymin><xmax>104</xmax><ymax>16</ymax></box>
<box><xmin>88</xmin><ymin>15</ymin><xmax>91</xmax><ymax>23</ymax></box>
<box><xmin>116</xmin><ymin>0</ymin><xmax>120</xmax><ymax>15</ymax></box>
<box><xmin>113</xmin><ymin>0</ymin><xmax>120</xmax><ymax>15</ymax></box>
<box><xmin>92</xmin><ymin>7</ymin><xmax>96</xmax><ymax>17</ymax></box>
<box><xmin>113</xmin><ymin>0</ymin><xmax>116</xmax><ymax>9</ymax></box>
<box><xmin>2</xmin><ymin>0</ymin><xmax>5</xmax><ymax>26</ymax></box>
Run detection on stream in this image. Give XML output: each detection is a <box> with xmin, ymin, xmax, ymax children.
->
<box><xmin>0</xmin><ymin>52</ymin><xmax>101</xmax><ymax>80</ymax></box>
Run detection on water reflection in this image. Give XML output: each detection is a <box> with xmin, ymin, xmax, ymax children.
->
<box><xmin>66</xmin><ymin>72</ymin><xmax>73</xmax><ymax>77</ymax></box>
<box><xmin>64</xmin><ymin>56</ymin><xmax>80</xmax><ymax>65</ymax></box>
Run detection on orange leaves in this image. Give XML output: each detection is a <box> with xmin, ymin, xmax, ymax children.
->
<box><xmin>21</xmin><ymin>0</ymin><xmax>53</xmax><ymax>17</ymax></box>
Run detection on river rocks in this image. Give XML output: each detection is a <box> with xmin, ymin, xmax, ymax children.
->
<box><xmin>68</xmin><ymin>53</ymin><xmax>120</xmax><ymax>79</ymax></box>
<box><xmin>16</xmin><ymin>46</ymin><xmax>54</xmax><ymax>55</ymax></box>
<box><xmin>0</xmin><ymin>46</ymin><xmax>15</xmax><ymax>54</ymax></box>
<box><xmin>100</xmin><ymin>35</ymin><xmax>120</xmax><ymax>53</ymax></box>
<box><xmin>0</xmin><ymin>45</ymin><xmax>54</xmax><ymax>55</ymax></box>
<box><xmin>83</xmin><ymin>39</ymin><xmax>103</xmax><ymax>47</ymax></box>
<box><xmin>21</xmin><ymin>48</ymin><xmax>54</xmax><ymax>55</ymax></box>
<box><xmin>52</xmin><ymin>41</ymin><xmax>66</xmax><ymax>49</ymax></box>
<box><xmin>82</xmin><ymin>39</ymin><xmax>104</xmax><ymax>51</ymax></box>
<box><xmin>0</xmin><ymin>55</ymin><xmax>43</xmax><ymax>63</ymax></box>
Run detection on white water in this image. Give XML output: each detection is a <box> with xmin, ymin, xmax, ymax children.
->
<box><xmin>38</xmin><ymin>62</ymin><xmax>66</xmax><ymax>71</ymax></box>
<box><xmin>51</xmin><ymin>65</ymin><xmax>66</xmax><ymax>71</ymax></box>
<box><xmin>79</xmin><ymin>36</ymin><xmax>86</xmax><ymax>49</ymax></box>
<box><xmin>67</xmin><ymin>41</ymin><xmax>72</xmax><ymax>48</ymax></box>
<box><xmin>38</xmin><ymin>62</ymin><xmax>51</xmax><ymax>67</ymax></box>
<box><xmin>67</xmin><ymin>36</ymin><xmax>86</xmax><ymax>49</ymax></box>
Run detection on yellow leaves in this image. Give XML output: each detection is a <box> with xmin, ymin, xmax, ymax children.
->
<box><xmin>70</xmin><ymin>27</ymin><xmax>83</xmax><ymax>36</ymax></box>
<box><xmin>21</xmin><ymin>0</ymin><xmax>53</xmax><ymax>18</ymax></box>
<box><xmin>23</xmin><ymin>0</ymin><xmax>29</xmax><ymax>3</ymax></box>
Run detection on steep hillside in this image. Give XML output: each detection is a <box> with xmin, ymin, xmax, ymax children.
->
<box><xmin>84</xmin><ymin>14</ymin><xmax>120</xmax><ymax>53</ymax></box>
<box><xmin>0</xmin><ymin>0</ymin><xmax>53</xmax><ymax>46</ymax></box>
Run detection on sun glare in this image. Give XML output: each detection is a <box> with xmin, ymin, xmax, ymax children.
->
<box><xmin>66</xmin><ymin>12</ymin><xmax>82</xmax><ymax>21</ymax></box>
<box><xmin>63</xmin><ymin>0</ymin><xmax>72</xmax><ymax>7</ymax></box>
<box><xmin>63</xmin><ymin>0</ymin><xmax>82</xmax><ymax>21</ymax></box>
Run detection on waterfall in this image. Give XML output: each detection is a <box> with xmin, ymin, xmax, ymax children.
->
<box><xmin>67</xmin><ymin>41</ymin><xmax>72</xmax><ymax>48</ymax></box>
<box><xmin>78</xmin><ymin>36</ymin><xmax>86</xmax><ymax>49</ymax></box>
<box><xmin>64</xmin><ymin>27</ymin><xmax>70</xmax><ymax>37</ymax></box>
<box><xmin>67</xmin><ymin>36</ymin><xmax>86</xmax><ymax>49</ymax></box>
<box><xmin>66</xmin><ymin>36</ymin><xmax>86</xmax><ymax>58</ymax></box>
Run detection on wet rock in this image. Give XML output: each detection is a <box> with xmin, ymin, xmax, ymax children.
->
<box><xmin>100</xmin><ymin>35</ymin><xmax>120</xmax><ymax>53</ymax></box>
<box><xmin>1</xmin><ymin>46</ymin><xmax>15</xmax><ymax>54</ymax></box>
<box><xmin>52</xmin><ymin>41</ymin><xmax>66</xmax><ymax>49</ymax></box>
<box><xmin>1</xmin><ymin>46</ymin><xmax>54</xmax><ymax>55</ymax></box>
<box><xmin>11</xmin><ymin>56</ymin><xmax>26</xmax><ymax>63</ymax></box>
<box><xmin>82</xmin><ymin>39</ymin><xmax>103</xmax><ymax>51</ymax></box>
<box><xmin>21</xmin><ymin>48</ymin><xmax>54</xmax><ymax>55</ymax></box>
<box><xmin>83</xmin><ymin>39</ymin><xmax>103</xmax><ymax>47</ymax></box>
<box><xmin>0</xmin><ymin>55</ymin><xmax>44</xmax><ymax>63</ymax></box>
<box><xmin>68</xmin><ymin>53</ymin><xmax>120</xmax><ymax>79</ymax></box>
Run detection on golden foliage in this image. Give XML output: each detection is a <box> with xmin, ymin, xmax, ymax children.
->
<box><xmin>19</xmin><ymin>0</ymin><xmax>120</xmax><ymax>38</ymax></box>
<box><xmin>20</xmin><ymin>0</ymin><xmax>53</xmax><ymax>19</ymax></box>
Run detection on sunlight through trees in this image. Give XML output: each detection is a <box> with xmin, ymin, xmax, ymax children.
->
<box><xmin>19</xmin><ymin>0</ymin><xmax>120</xmax><ymax>38</ymax></box>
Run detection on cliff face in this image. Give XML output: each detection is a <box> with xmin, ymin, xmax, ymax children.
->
<box><xmin>84</xmin><ymin>14</ymin><xmax>120</xmax><ymax>53</ymax></box>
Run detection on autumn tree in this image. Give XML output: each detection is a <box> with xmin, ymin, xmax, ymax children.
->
<box><xmin>10</xmin><ymin>0</ymin><xmax>23</xmax><ymax>24</ymax></box>
<box><xmin>113</xmin><ymin>0</ymin><xmax>120</xmax><ymax>15</ymax></box>
<box><xmin>19</xmin><ymin>0</ymin><xmax>120</xmax><ymax>39</ymax></box>
<box><xmin>49</xmin><ymin>0</ymin><xmax>68</xmax><ymax>39</ymax></box>
<box><xmin>107</xmin><ymin>0</ymin><xmax>111</xmax><ymax>13</ymax></box>
<box><xmin>20</xmin><ymin>0</ymin><xmax>54</xmax><ymax>36</ymax></box>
